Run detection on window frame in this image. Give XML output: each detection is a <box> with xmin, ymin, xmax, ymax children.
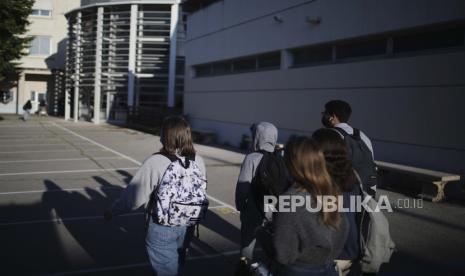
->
<box><xmin>28</xmin><ymin>36</ymin><xmax>52</xmax><ymax>56</ymax></box>
<box><xmin>31</xmin><ymin>9</ymin><xmax>52</xmax><ymax>18</ymax></box>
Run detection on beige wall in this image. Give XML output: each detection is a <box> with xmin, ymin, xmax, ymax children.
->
<box><xmin>5</xmin><ymin>0</ymin><xmax>80</xmax><ymax>114</ymax></box>
<box><xmin>19</xmin><ymin>0</ymin><xmax>80</xmax><ymax>71</ymax></box>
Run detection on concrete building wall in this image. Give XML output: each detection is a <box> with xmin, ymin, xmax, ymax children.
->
<box><xmin>186</xmin><ymin>0</ymin><xmax>465</xmax><ymax>65</ymax></box>
<box><xmin>183</xmin><ymin>0</ymin><xmax>465</xmax><ymax>175</ymax></box>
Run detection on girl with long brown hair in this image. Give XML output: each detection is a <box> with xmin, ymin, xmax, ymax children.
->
<box><xmin>105</xmin><ymin>116</ymin><xmax>207</xmax><ymax>276</ymax></box>
<box><xmin>313</xmin><ymin>128</ymin><xmax>362</xmax><ymax>276</ymax></box>
<box><xmin>273</xmin><ymin>136</ymin><xmax>348</xmax><ymax>276</ymax></box>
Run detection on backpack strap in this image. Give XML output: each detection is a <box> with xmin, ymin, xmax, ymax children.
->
<box><xmin>252</xmin><ymin>150</ymin><xmax>275</xmax><ymax>222</ymax></box>
<box><xmin>153</xmin><ymin>152</ymin><xmax>196</xmax><ymax>169</ymax></box>
<box><xmin>153</xmin><ymin>152</ymin><xmax>178</xmax><ymax>162</ymax></box>
<box><xmin>333</xmin><ymin>127</ymin><xmax>363</xmax><ymax>141</ymax></box>
<box><xmin>352</xmin><ymin>128</ymin><xmax>362</xmax><ymax>141</ymax></box>
<box><xmin>332</xmin><ymin>127</ymin><xmax>349</xmax><ymax>138</ymax></box>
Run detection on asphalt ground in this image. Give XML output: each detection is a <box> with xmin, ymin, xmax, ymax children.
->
<box><xmin>0</xmin><ymin>115</ymin><xmax>464</xmax><ymax>276</ymax></box>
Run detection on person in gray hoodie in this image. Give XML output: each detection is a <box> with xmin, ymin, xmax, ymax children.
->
<box><xmin>235</xmin><ymin>122</ymin><xmax>282</xmax><ymax>269</ymax></box>
<box><xmin>104</xmin><ymin>116</ymin><xmax>206</xmax><ymax>276</ymax></box>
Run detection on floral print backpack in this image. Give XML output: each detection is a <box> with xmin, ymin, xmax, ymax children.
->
<box><xmin>154</xmin><ymin>154</ymin><xmax>209</xmax><ymax>227</ymax></box>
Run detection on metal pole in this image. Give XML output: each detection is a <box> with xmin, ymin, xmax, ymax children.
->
<box><xmin>127</xmin><ymin>4</ymin><xmax>138</xmax><ymax>112</ymax></box>
<box><xmin>167</xmin><ymin>2</ymin><xmax>179</xmax><ymax>108</ymax></box>
<box><xmin>93</xmin><ymin>6</ymin><xmax>104</xmax><ymax>124</ymax></box>
<box><xmin>73</xmin><ymin>11</ymin><xmax>82</xmax><ymax>123</ymax></box>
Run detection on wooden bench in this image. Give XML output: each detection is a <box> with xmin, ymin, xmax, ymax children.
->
<box><xmin>375</xmin><ymin>161</ymin><xmax>461</xmax><ymax>202</ymax></box>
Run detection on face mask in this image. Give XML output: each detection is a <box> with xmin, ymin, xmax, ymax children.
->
<box><xmin>321</xmin><ymin>112</ymin><xmax>333</xmax><ymax>128</ymax></box>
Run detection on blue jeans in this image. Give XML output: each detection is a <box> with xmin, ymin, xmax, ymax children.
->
<box><xmin>146</xmin><ymin>221</ymin><xmax>187</xmax><ymax>276</ymax></box>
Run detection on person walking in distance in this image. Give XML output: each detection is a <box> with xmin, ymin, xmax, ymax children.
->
<box><xmin>22</xmin><ymin>100</ymin><xmax>32</xmax><ymax>121</ymax></box>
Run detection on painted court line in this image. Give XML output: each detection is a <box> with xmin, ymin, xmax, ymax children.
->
<box><xmin>0</xmin><ymin>186</ymin><xmax>121</xmax><ymax>195</ymax></box>
<box><xmin>0</xmin><ymin>149</ymin><xmax>108</xmax><ymax>154</ymax></box>
<box><xmin>52</xmin><ymin>123</ymin><xmax>142</xmax><ymax>166</ymax></box>
<box><xmin>51</xmin><ymin>123</ymin><xmax>237</xmax><ymax>219</ymax></box>
<box><xmin>0</xmin><ymin>156</ymin><xmax>123</xmax><ymax>164</ymax></box>
<box><xmin>0</xmin><ymin>143</ymin><xmax>93</xmax><ymax>147</ymax></box>
<box><xmin>0</xmin><ymin>167</ymin><xmax>138</xmax><ymax>177</ymax></box>
<box><xmin>41</xmin><ymin>250</ymin><xmax>241</xmax><ymax>276</ymax></box>
<box><xmin>207</xmin><ymin>195</ymin><xmax>236</xmax><ymax>211</ymax></box>
<box><xmin>0</xmin><ymin>212</ymin><xmax>144</xmax><ymax>227</ymax></box>
<box><xmin>0</xmin><ymin>206</ymin><xmax>234</xmax><ymax>226</ymax></box>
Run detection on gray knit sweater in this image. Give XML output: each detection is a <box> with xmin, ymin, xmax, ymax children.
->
<box><xmin>273</xmin><ymin>186</ymin><xmax>348</xmax><ymax>266</ymax></box>
<box><xmin>111</xmin><ymin>154</ymin><xmax>206</xmax><ymax>215</ymax></box>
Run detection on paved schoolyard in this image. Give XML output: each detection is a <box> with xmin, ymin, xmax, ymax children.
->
<box><xmin>0</xmin><ymin>115</ymin><xmax>464</xmax><ymax>275</ymax></box>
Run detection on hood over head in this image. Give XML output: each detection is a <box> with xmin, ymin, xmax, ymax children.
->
<box><xmin>251</xmin><ymin>122</ymin><xmax>278</xmax><ymax>152</ymax></box>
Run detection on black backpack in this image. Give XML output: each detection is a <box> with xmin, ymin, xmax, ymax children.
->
<box><xmin>251</xmin><ymin>149</ymin><xmax>289</xmax><ymax>216</ymax></box>
<box><xmin>333</xmin><ymin>127</ymin><xmax>378</xmax><ymax>197</ymax></box>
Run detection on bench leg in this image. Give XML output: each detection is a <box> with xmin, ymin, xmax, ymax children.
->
<box><xmin>432</xmin><ymin>181</ymin><xmax>447</xmax><ymax>203</ymax></box>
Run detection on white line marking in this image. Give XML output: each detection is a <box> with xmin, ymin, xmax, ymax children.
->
<box><xmin>0</xmin><ymin>137</ymin><xmax>61</xmax><ymax>140</ymax></box>
<box><xmin>207</xmin><ymin>195</ymin><xmax>236</xmax><ymax>211</ymax></box>
<box><xmin>40</xmin><ymin>250</ymin><xmax>241</xmax><ymax>276</ymax></box>
<box><xmin>0</xmin><ymin>212</ymin><xmax>144</xmax><ymax>227</ymax></box>
<box><xmin>0</xmin><ymin>206</ymin><xmax>233</xmax><ymax>226</ymax></box>
<box><xmin>0</xmin><ymin>167</ymin><xmax>138</xmax><ymax>177</ymax></box>
<box><xmin>0</xmin><ymin>187</ymin><xmax>122</xmax><ymax>195</ymax></box>
<box><xmin>0</xmin><ymin>149</ymin><xmax>107</xmax><ymax>154</ymax></box>
<box><xmin>0</xmin><ymin>156</ymin><xmax>123</xmax><ymax>164</ymax></box>
<box><xmin>51</xmin><ymin>123</ymin><xmax>237</xmax><ymax>220</ymax></box>
<box><xmin>0</xmin><ymin>143</ymin><xmax>92</xmax><ymax>147</ymax></box>
<box><xmin>52</xmin><ymin>123</ymin><xmax>142</xmax><ymax>166</ymax></box>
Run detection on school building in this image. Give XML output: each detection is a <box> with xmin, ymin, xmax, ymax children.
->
<box><xmin>182</xmin><ymin>0</ymin><xmax>465</xmax><ymax>175</ymax></box>
<box><xmin>64</xmin><ymin>0</ymin><xmax>186</xmax><ymax>125</ymax></box>
<box><xmin>0</xmin><ymin>0</ymin><xmax>80</xmax><ymax>116</ymax></box>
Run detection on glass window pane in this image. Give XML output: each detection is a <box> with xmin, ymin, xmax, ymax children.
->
<box><xmin>211</xmin><ymin>61</ymin><xmax>231</xmax><ymax>75</ymax></box>
<box><xmin>232</xmin><ymin>58</ymin><xmax>256</xmax><ymax>73</ymax></box>
<box><xmin>293</xmin><ymin>45</ymin><xmax>332</xmax><ymax>66</ymax></box>
<box><xmin>195</xmin><ymin>64</ymin><xmax>211</xmax><ymax>77</ymax></box>
<box><xmin>336</xmin><ymin>38</ymin><xmax>387</xmax><ymax>60</ymax></box>
<box><xmin>257</xmin><ymin>52</ymin><xmax>281</xmax><ymax>69</ymax></box>
<box><xmin>31</xmin><ymin>9</ymin><xmax>40</xmax><ymax>15</ymax></box>
<box><xmin>38</xmin><ymin>93</ymin><xmax>46</xmax><ymax>102</ymax></box>
<box><xmin>40</xmin><ymin>10</ymin><xmax>51</xmax><ymax>16</ymax></box>
<box><xmin>29</xmin><ymin>37</ymin><xmax>40</xmax><ymax>55</ymax></box>
<box><xmin>394</xmin><ymin>27</ymin><xmax>465</xmax><ymax>53</ymax></box>
<box><xmin>39</xmin><ymin>37</ymin><xmax>50</xmax><ymax>55</ymax></box>
<box><xmin>30</xmin><ymin>91</ymin><xmax>36</xmax><ymax>101</ymax></box>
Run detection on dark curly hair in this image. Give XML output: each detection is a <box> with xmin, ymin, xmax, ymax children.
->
<box><xmin>312</xmin><ymin>128</ymin><xmax>357</xmax><ymax>192</ymax></box>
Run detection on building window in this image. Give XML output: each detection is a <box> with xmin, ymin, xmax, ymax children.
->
<box><xmin>211</xmin><ymin>61</ymin><xmax>231</xmax><ymax>75</ymax></box>
<box><xmin>195</xmin><ymin>64</ymin><xmax>212</xmax><ymax>77</ymax></box>
<box><xmin>292</xmin><ymin>45</ymin><xmax>333</xmax><ymax>67</ymax></box>
<box><xmin>29</xmin><ymin>36</ymin><xmax>51</xmax><ymax>56</ymax></box>
<box><xmin>193</xmin><ymin>51</ymin><xmax>281</xmax><ymax>77</ymax></box>
<box><xmin>257</xmin><ymin>52</ymin><xmax>281</xmax><ymax>69</ymax></box>
<box><xmin>31</xmin><ymin>9</ymin><xmax>52</xmax><ymax>17</ymax></box>
<box><xmin>393</xmin><ymin>27</ymin><xmax>465</xmax><ymax>54</ymax></box>
<box><xmin>232</xmin><ymin>57</ymin><xmax>256</xmax><ymax>73</ymax></box>
<box><xmin>336</xmin><ymin>38</ymin><xmax>387</xmax><ymax>60</ymax></box>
